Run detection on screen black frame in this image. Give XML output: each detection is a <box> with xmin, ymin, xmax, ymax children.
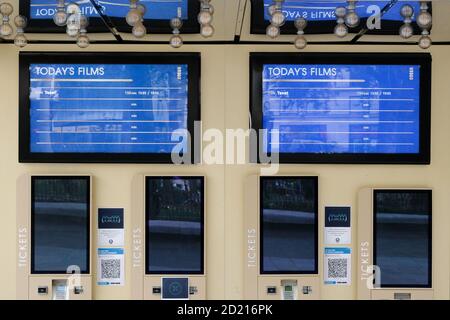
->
<box><xmin>21</xmin><ymin>0</ymin><xmax>201</xmax><ymax>34</ymax></box>
<box><xmin>250</xmin><ymin>0</ymin><xmax>427</xmax><ymax>35</ymax></box>
<box><xmin>31</xmin><ymin>175</ymin><xmax>91</xmax><ymax>275</ymax></box>
<box><xmin>19</xmin><ymin>51</ymin><xmax>201</xmax><ymax>164</ymax></box>
<box><xmin>259</xmin><ymin>176</ymin><xmax>319</xmax><ymax>275</ymax></box>
<box><xmin>250</xmin><ymin>52</ymin><xmax>432</xmax><ymax>164</ymax></box>
<box><xmin>372</xmin><ymin>189</ymin><xmax>432</xmax><ymax>288</ymax></box>
<box><xmin>145</xmin><ymin>176</ymin><xmax>205</xmax><ymax>275</ymax></box>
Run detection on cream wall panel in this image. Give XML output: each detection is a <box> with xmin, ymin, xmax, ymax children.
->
<box><xmin>0</xmin><ymin>43</ymin><xmax>449</xmax><ymax>300</ymax></box>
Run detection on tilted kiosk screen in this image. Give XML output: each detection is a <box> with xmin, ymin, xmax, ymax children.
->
<box><xmin>260</xmin><ymin>177</ymin><xmax>318</xmax><ymax>274</ymax></box>
<box><xmin>19</xmin><ymin>52</ymin><xmax>201</xmax><ymax>163</ymax></box>
<box><xmin>31</xmin><ymin>176</ymin><xmax>90</xmax><ymax>274</ymax></box>
<box><xmin>374</xmin><ymin>190</ymin><xmax>432</xmax><ymax>288</ymax></box>
<box><xmin>250</xmin><ymin>53</ymin><xmax>431</xmax><ymax>164</ymax></box>
<box><xmin>251</xmin><ymin>0</ymin><xmax>425</xmax><ymax>35</ymax></box>
<box><xmin>145</xmin><ymin>177</ymin><xmax>204</xmax><ymax>274</ymax></box>
<box><xmin>23</xmin><ymin>0</ymin><xmax>200</xmax><ymax>33</ymax></box>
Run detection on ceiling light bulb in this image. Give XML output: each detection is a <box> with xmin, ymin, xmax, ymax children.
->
<box><xmin>77</xmin><ymin>34</ymin><xmax>90</xmax><ymax>48</ymax></box>
<box><xmin>0</xmin><ymin>2</ymin><xmax>13</xmax><ymax>16</ymax></box>
<box><xmin>132</xmin><ymin>22</ymin><xmax>147</xmax><ymax>38</ymax></box>
<box><xmin>0</xmin><ymin>22</ymin><xmax>13</xmax><ymax>37</ymax></box>
<box><xmin>418</xmin><ymin>35</ymin><xmax>431</xmax><ymax>49</ymax></box>
<box><xmin>417</xmin><ymin>11</ymin><xmax>432</xmax><ymax>30</ymax></box>
<box><xmin>170</xmin><ymin>17</ymin><xmax>183</xmax><ymax>30</ymax></box>
<box><xmin>345</xmin><ymin>11</ymin><xmax>360</xmax><ymax>28</ymax></box>
<box><xmin>266</xmin><ymin>24</ymin><xmax>280</xmax><ymax>39</ymax></box>
<box><xmin>294</xmin><ymin>35</ymin><xmax>307</xmax><ymax>50</ymax></box>
<box><xmin>14</xmin><ymin>15</ymin><xmax>28</xmax><ymax>29</ymax></box>
<box><xmin>14</xmin><ymin>33</ymin><xmax>28</xmax><ymax>47</ymax></box>
<box><xmin>200</xmin><ymin>24</ymin><xmax>214</xmax><ymax>38</ymax></box>
<box><xmin>170</xmin><ymin>35</ymin><xmax>183</xmax><ymax>48</ymax></box>
<box><xmin>399</xmin><ymin>24</ymin><xmax>414</xmax><ymax>39</ymax></box>
<box><xmin>334</xmin><ymin>23</ymin><xmax>348</xmax><ymax>38</ymax></box>
<box><xmin>335</xmin><ymin>6</ymin><xmax>346</xmax><ymax>19</ymax></box>
<box><xmin>271</xmin><ymin>11</ymin><xmax>285</xmax><ymax>27</ymax></box>
<box><xmin>126</xmin><ymin>8</ymin><xmax>142</xmax><ymax>27</ymax></box>
<box><xmin>198</xmin><ymin>10</ymin><xmax>212</xmax><ymax>25</ymax></box>
<box><xmin>400</xmin><ymin>4</ymin><xmax>414</xmax><ymax>19</ymax></box>
<box><xmin>137</xmin><ymin>3</ymin><xmax>147</xmax><ymax>16</ymax></box>
<box><xmin>66</xmin><ymin>2</ymin><xmax>81</xmax><ymax>15</ymax></box>
<box><xmin>53</xmin><ymin>10</ymin><xmax>68</xmax><ymax>26</ymax></box>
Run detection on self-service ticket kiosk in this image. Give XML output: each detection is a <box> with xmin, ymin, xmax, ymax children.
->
<box><xmin>17</xmin><ymin>175</ymin><xmax>93</xmax><ymax>300</ymax></box>
<box><xmin>131</xmin><ymin>175</ymin><xmax>206</xmax><ymax>300</ymax></box>
<box><xmin>244</xmin><ymin>175</ymin><xmax>320</xmax><ymax>300</ymax></box>
<box><xmin>357</xmin><ymin>188</ymin><xmax>433</xmax><ymax>300</ymax></box>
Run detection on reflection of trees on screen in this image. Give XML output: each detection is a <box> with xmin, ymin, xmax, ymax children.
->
<box><xmin>34</xmin><ymin>179</ymin><xmax>87</xmax><ymax>203</ymax></box>
<box><xmin>262</xmin><ymin>179</ymin><xmax>315</xmax><ymax>213</ymax></box>
<box><xmin>148</xmin><ymin>179</ymin><xmax>202</xmax><ymax>222</ymax></box>
<box><xmin>377</xmin><ymin>192</ymin><xmax>429</xmax><ymax>215</ymax></box>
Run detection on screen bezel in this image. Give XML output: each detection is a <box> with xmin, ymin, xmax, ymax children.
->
<box><xmin>21</xmin><ymin>0</ymin><xmax>201</xmax><ymax>34</ymax></box>
<box><xmin>250</xmin><ymin>52</ymin><xmax>432</xmax><ymax>164</ymax></box>
<box><xmin>372</xmin><ymin>189</ymin><xmax>432</xmax><ymax>289</ymax></box>
<box><xmin>145</xmin><ymin>176</ymin><xmax>205</xmax><ymax>275</ymax></box>
<box><xmin>31</xmin><ymin>175</ymin><xmax>91</xmax><ymax>275</ymax></box>
<box><xmin>19</xmin><ymin>51</ymin><xmax>201</xmax><ymax>164</ymax></box>
<box><xmin>259</xmin><ymin>176</ymin><xmax>319</xmax><ymax>275</ymax></box>
<box><xmin>250</xmin><ymin>0</ymin><xmax>426</xmax><ymax>35</ymax></box>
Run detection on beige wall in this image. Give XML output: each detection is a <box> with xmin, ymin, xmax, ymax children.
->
<box><xmin>0</xmin><ymin>43</ymin><xmax>449</xmax><ymax>300</ymax></box>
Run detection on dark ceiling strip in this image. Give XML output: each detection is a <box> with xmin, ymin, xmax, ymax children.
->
<box><xmin>0</xmin><ymin>39</ymin><xmax>448</xmax><ymax>45</ymax></box>
<box><xmin>88</xmin><ymin>0</ymin><xmax>123</xmax><ymax>42</ymax></box>
<box><xmin>351</xmin><ymin>0</ymin><xmax>399</xmax><ymax>43</ymax></box>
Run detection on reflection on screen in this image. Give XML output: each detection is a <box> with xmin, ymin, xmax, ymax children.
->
<box><xmin>374</xmin><ymin>190</ymin><xmax>431</xmax><ymax>287</ymax></box>
<box><xmin>30</xmin><ymin>0</ymin><xmax>189</xmax><ymax>20</ymax></box>
<box><xmin>32</xmin><ymin>177</ymin><xmax>89</xmax><ymax>273</ymax></box>
<box><xmin>261</xmin><ymin>177</ymin><xmax>317</xmax><ymax>273</ymax></box>
<box><xmin>146</xmin><ymin>177</ymin><xmax>204</xmax><ymax>274</ymax></box>
<box><xmin>263</xmin><ymin>1</ymin><xmax>420</xmax><ymax>22</ymax></box>
<box><xmin>262</xmin><ymin>64</ymin><xmax>421</xmax><ymax>155</ymax></box>
<box><xmin>29</xmin><ymin>63</ymin><xmax>189</xmax><ymax>154</ymax></box>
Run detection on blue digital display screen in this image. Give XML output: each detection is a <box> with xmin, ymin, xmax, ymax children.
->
<box><xmin>374</xmin><ymin>190</ymin><xmax>431</xmax><ymax>287</ymax></box>
<box><xmin>29</xmin><ymin>63</ymin><xmax>189</xmax><ymax>154</ymax></box>
<box><xmin>262</xmin><ymin>64</ymin><xmax>421</xmax><ymax>155</ymax></box>
<box><xmin>263</xmin><ymin>0</ymin><xmax>420</xmax><ymax>22</ymax></box>
<box><xmin>30</xmin><ymin>0</ymin><xmax>188</xmax><ymax>20</ymax></box>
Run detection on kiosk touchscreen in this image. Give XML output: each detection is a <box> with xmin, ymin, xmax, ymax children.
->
<box><xmin>17</xmin><ymin>175</ymin><xmax>92</xmax><ymax>300</ymax></box>
<box><xmin>131</xmin><ymin>175</ymin><xmax>206</xmax><ymax>300</ymax></box>
<box><xmin>244</xmin><ymin>175</ymin><xmax>320</xmax><ymax>300</ymax></box>
<box><xmin>357</xmin><ymin>188</ymin><xmax>433</xmax><ymax>300</ymax></box>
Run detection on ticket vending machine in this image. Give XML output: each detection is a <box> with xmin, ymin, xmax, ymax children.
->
<box><xmin>244</xmin><ymin>175</ymin><xmax>320</xmax><ymax>300</ymax></box>
<box><xmin>131</xmin><ymin>175</ymin><xmax>206</xmax><ymax>300</ymax></box>
<box><xmin>357</xmin><ymin>188</ymin><xmax>433</xmax><ymax>300</ymax></box>
<box><xmin>17</xmin><ymin>175</ymin><xmax>92</xmax><ymax>300</ymax></box>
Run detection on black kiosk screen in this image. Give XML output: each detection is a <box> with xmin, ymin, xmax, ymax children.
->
<box><xmin>31</xmin><ymin>176</ymin><xmax>90</xmax><ymax>274</ymax></box>
<box><xmin>374</xmin><ymin>190</ymin><xmax>432</xmax><ymax>288</ymax></box>
<box><xmin>260</xmin><ymin>177</ymin><xmax>318</xmax><ymax>274</ymax></box>
<box><xmin>146</xmin><ymin>177</ymin><xmax>204</xmax><ymax>274</ymax></box>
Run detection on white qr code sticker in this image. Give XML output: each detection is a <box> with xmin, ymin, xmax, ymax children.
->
<box><xmin>324</xmin><ymin>247</ymin><xmax>351</xmax><ymax>285</ymax></box>
<box><xmin>97</xmin><ymin>248</ymin><xmax>125</xmax><ymax>286</ymax></box>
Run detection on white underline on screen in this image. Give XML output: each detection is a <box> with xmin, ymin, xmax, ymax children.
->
<box><xmin>270</xmin><ymin>142</ymin><xmax>415</xmax><ymax>146</ymax></box>
<box><xmin>263</xmin><ymin>79</ymin><xmax>366</xmax><ymax>83</ymax></box>
<box><xmin>36</xmin><ymin>142</ymin><xmax>179</xmax><ymax>145</ymax></box>
<box><xmin>36</xmin><ymin>120</ymin><xmax>182</xmax><ymax>123</ymax></box>
<box><xmin>268</xmin><ymin>98</ymin><xmax>415</xmax><ymax>101</ymax></box>
<box><xmin>31</xmin><ymin>79</ymin><xmax>133</xmax><ymax>82</ymax></box>
<box><xmin>269</xmin><ymin>120</ymin><xmax>414</xmax><ymax>124</ymax></box>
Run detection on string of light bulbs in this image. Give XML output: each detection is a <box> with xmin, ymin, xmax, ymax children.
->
<box><xmin>0</xmin><ymin>1</ymin><xmax>433</xmax><ymax>49</ymax></box>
